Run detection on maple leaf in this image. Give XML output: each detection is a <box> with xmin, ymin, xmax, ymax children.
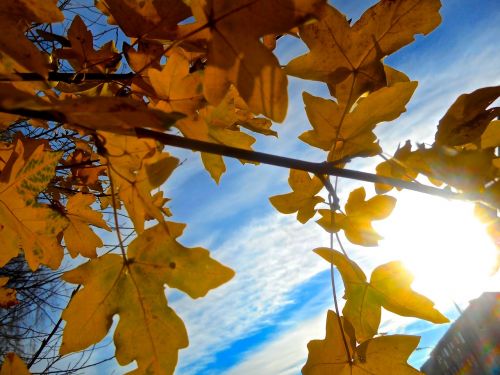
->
<box><xmin>55</xmin><ymin>15</ymin><xmax>121</xmax><ymax>73</ymax></box>
<box><xmin>375</xmin><ymin>140</ymin><xmax>417</xmax><ymax>194</ymax></box>
<box><xmin>301</xmin><ymin>81</ymin><xmax>417</xmax><ymax>165</ymax></box>
<box><xmin>286</xmin><ymin>0</ymin><xmax>441</xmax><ymax>107</ymax></box>
<box><xmin>98</xmin><ymin>0</ymin><xmax>191</xmax><ymax>39</ymax></box>
<box><xmin>0</xmin><ymin>0</ymin><xmax>63</xmax><ymax>77</ymax></box>
<box><xmin>406</xmin><ymin>145</ymin><xmax>496</xmax><ymax>194</ymax></box>
<box><xmin>60</xmin><ymin>223</ymin><xmax>234</xmax><ymax>373</ymax></box>
<box><xmin>269</xmin><ymin>169</ymin><xmax>324</xmax><ymax>223</ymax></box>
<box><xmin>435</xmin><ymin>85</ymin><xmax>500</xmax><ymax>146</ymax></box>
<box><xmin>0</xmin><ymin>84</ymin><xmax>184</xmax><ymax>135</ymax></box>
<box><xmin>314</xmin><ymin>248</ymin><xmax>448</xmax><ymax>342</ymax></box>
<box><xmin>0</xmin><ymin>353</ymin><xmax>31</xmax><ymax>375</ymax></box>
<box><xmin>64</xmin><ymin>193</ymin><xmax>111</xmax><ymax>258</ymax></box>
<box><xmin>0</xmin><ymin>138</ymin><xmax>67</xmax><ymax>270</ymax></box>
<box><xmin>148</xmin><ymin>48</ymin><xmax>205</xmax><ymax>115</ymax></box>
<box><xmin>481</xmin><ymin>120</ymin><xmax>500</xmax><ymax>149</ymax></box>
<box><xmin>175</xmin><ymin>87</ymin><xmax>257</xmax><ymax>182</ymax></box>
<box><xmin>101</xmin><ymin>131</ymin><xmax>179</xmax><ymax>232</ymax></box>
<box><xmin>0</xmin><ymin>277</ymin><xmax>18</xmax><ymax>308</ymax></box>
<box><xmin>178</xmin><ymin>0</ymin><xmax>326</xmax><ymax>121</ymax></box>
<box><xmin>124</xmin><ymin>40</ymin><xmax>164</xmax><ymax>73</ymax></box>
<box><xmin>316</xmin><ymin>187</ymin><xmax>396</xmax><ymax>246</ymax></box>
<box><xmin>302</xmin><ymin>310</ymin><xmax>423</xmax><ymax>375</ymax></box>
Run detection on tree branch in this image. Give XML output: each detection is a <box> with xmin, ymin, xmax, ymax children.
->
<box><xmin>0</xmin><ymin>72</ymin><xmax>135</xmax><ymax>83</ymax></box>
<box><xmin>135</xmin><ymin>128</ymin><xmax>465</xmax><ymax>200</ymax></box>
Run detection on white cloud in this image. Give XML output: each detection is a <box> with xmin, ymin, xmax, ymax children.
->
<box><xmin>171</xmin><ymin>213</ymin><xmax>328</xmax><ymax>374</ymax></box>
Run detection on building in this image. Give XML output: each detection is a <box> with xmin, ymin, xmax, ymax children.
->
<box><xmin>421</xmin><ymin>292</ymin><xmax>499</xmax><ymax>374</ymax></box>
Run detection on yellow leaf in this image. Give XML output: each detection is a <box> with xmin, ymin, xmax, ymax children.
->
<box><xmin>179</xmin><ymin>0</ymin><xmax>326</xmax><ymax>121</ymax></box>
<box><xmin>435</xmin><ymin>86</ymin><xmax>500</xmax><ymax>146</ymax></box>
<box><xmin>0</xmin><ymin>138</ymin><xmax>67</xmax><ymax>270</ymax></box>
<box><xmin>128</xmin><ymin>223</ymin><xmax>235</xmax><ymax>298</ymax></box>
<box><xmin>481</xmin><ymin>120</ymin><xmax>500</xmax><ymax>149</ymax></box>
<box><xmin>102</xmin><ymin>131</ymin><xmax>179</xmax><ymax>232</ymax></box>
<box><xmin>0</xmin><ymin>353</ymin><xmax>31</xmax><ymax>375</ymax></box>
<box><xmin>375</xmin><ymin>140</ymin><xmax>417</xmax><ymax>194</ymax></box>
<box><xmin>317</xmin><ymin>187</ymin><xmax>396</xmax><ymax>246</ymax></box>
<box><xmin>287</xmin><ymin>0</ymin><xmax>440</xmax><ymax>107</ymax></box>
<box><xmin>301</xmin><ymin>81</ymin><xmax>417</xmax><ymax>165</ymax></box>
<box><xmin>269</xmin><ymin>169</ymin><xmax>324</xmax><ymax>223</ymax></box>
<box><xmin>176</xmin><ymin>89</ymin><xmax>257</xmax><ymax>182</ymax></box>
<box><xmin>314</xmin><ymin>248</ymin><xmax>448</xmax><ymax>342</ymax></box>
<box><xmin>302</xmin><ymin>310</ymin><xmax>423</xmax><ymax>375</ymax></box>
<box><xmin>148</xmin><ymin>48</ymin><xmax>204</xmax><ymax>115</ymax></box>
<box><xmin>60</xmin><ymin>223</ymin><xmax>234</xmax><ymax>373</ymax></box>
<box><xmin>0</xmin><ymin>277</ymin><xmax>18</xmax><ymax>308</ymax></box>
<box><xmin>64</xmin><ymin>193</ymin><xmax>111</xmax><ymax>258</ymax></box>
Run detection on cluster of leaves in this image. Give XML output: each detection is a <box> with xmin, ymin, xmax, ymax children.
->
<box><xmin>0</xmin><ymin>0</ymin><xmax>498</xmax><ymax>374</ymax></box>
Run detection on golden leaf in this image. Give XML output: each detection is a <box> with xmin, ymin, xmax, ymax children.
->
<box><xmin>435</xmin><ymin>85</ymin><xmax>500</xmax><ymax>146</ymax></box>
<box><xmin>176</xmin><ymin>88</ymin><xmax>257</xmax><ymax>182</ymax></box>
<box><xmin>148</xmin><ymin>48</ymin><xmax>204</xmax><ymax>115</ymax></box>
<box><xmin>178</xmin><ymin>0</ymin><xmax>326</xmax><ymax>121</ymax></box>
<box><xmin>301</xmin><ymin>81</ymin><xmax>417</xmax><ymax>165</ymax></box>
<box><xmin>316</xmin><ymin>187</ymin><xmax>396</xmax><ymax>246</ymax></box>
<box><xmin>101</xmin><ymin>131</ymin><xmax>179</xmax><ymax>232</ymax></box>
<box><xmin>64</xmin><ymin>193</ymin><xmax>111</xmax><ymax>258</ymax></box>
<box><xmin>314</xmin><ymin>248</ymin><xmax>448</xmax><ymax>342</ymax></box>
<box><xmin>375</xmin><ymin>140</ymin><xmax>417</xmax><ymax>194</ymax></box>
<box><xmin>481</xmin><ymin>120</ymin><xmax>500</xmax><ymax>149</ymax></box>
<box><xmin>302</xmin><ymin>310</ymin><xmax>423</xmax><ymax>375</ymax></box>
<box><xmin>269</xmin><ymin>169</ymin><xmax>324</xmax><ymax>223</ymax></box>
<box><xmin>60</xmin><ymin>223</ymin><xmax>234</xmax><ymax>373</ymax></box>
<box><xmin>287</xmin><ymin>0</ymin><xmax>440</xmax><ymax>107</ymax></box>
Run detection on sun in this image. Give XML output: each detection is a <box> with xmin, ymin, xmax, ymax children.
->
<box><xmin>374</xmin><ymin>190</ymin><xmax>499</xmax><ymax>310</ymax></box>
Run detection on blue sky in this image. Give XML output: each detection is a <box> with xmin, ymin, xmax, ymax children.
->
<box><xmin>160</xmin><ymin>1</ymin><xmax>500</xmax><ymax>374</ymax></box>
<box><xmin>29</xmin><ymin>1</ymin><xmax>499</xmax><ymax>374</ymax></box>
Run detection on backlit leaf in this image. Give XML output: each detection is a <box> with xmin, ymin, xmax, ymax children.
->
<box><xmin>287</xmin><ymin>0</ymin><xmax>440</xmax><ymax>107</ymax></box>
<box><xmin>317</xmin><ymin>187</ymin><xmax>396</xmax><ymax>246</ymax></box>
<box><xmin>64</xmin><ymin>194</ymin><xmax>111</xmax><ymax>258</ymax></box>
<box><xmin>61</xmin><ymin>223</ymin><xmax>234</xmax><ymax>373</ymax></box>
<box><xmin>302</xmin><ymin>310</ymin><xmax>423</xmax><ymax>375</ymax></box>
<box><xmin>375</xmin><ymin>141</ymin><xmax>417</xmax><ymax>194</ymax></box>
<box><xmin>0</xmin><ymin>138</ymin><xmax>67</xmax><ymax>270</ymax></box>
<box><xmin>301</xmin><ymin>81</ymin><xmax>417</xmax><ymax>165</ymax></box>
<box><xmin>435</xmin><ymin>85</ymin><xmax>500</xmax><ymax>146</ymax></box>
<box><xmin>314</xmin><ymin>248</ymin><xmax>448</xmax><ymax>342</ymax></box>
<box><xmin>269</xmin><ymin>169</ymin><xmax>324</xmax><ymax>223</ymax></box>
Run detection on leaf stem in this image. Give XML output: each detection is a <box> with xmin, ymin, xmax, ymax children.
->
<box><xmin>328</xmin><ymin>192</ymin><xmax>352</xmax><ymax>363</ymax></box>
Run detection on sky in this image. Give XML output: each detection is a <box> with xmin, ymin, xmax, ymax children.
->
<box><xmin>27</xmin><ymin>0</ymin><xmax>500</xmax><ymax>374</ymax></box>
<box><xmin>160</xmin><ymin>1</ymin><xmax>500</xmax><ymax>374</ymax></box>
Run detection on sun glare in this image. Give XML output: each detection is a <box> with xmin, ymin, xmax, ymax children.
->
<box><xmin>375</xmin><ymin>190</ymin><xmax>499</xmax><ymax>310</ymax></box>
